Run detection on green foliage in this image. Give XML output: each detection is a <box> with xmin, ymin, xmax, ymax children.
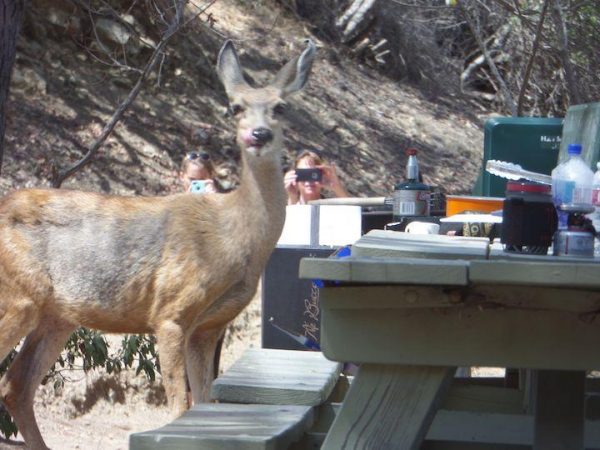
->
<box><xmin>0</xmin><ymin>329</ymin><xmax>160</xmax><ymax>439</ymax></box>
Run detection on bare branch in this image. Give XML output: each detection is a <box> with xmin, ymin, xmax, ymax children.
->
<box><xmin>517</xmin><ymin>0</ymin><xmax>550</xmax><ymax>116</ymax></box>
<box><xmin>458</xmin><ymin>0</ymin><xmax>517</xmax><ymax>115</ymax></box>
<box><xmin>52</xmin><ymin>41</ymin><xmax>167</xmax><ymax>187</ymax></box>
<box><xmin>550</xmin><ymin>0</ymin><xmax>583</xmax><ymax>104</ymax></box>
<box><xmin>52</xmin><ymin>0</ymin><xmax>218</xmax><ymax>187</ymax></box>
<box><xmin>389</xmin><ymin>0</ymin><xmax>454</xmax><ymax>9</ymax></box>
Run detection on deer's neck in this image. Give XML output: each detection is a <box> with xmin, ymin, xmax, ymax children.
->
<box><xmin>224</xmin><ymin>151</ymin><xmax>286</xmax><ymax>263</ymax></box>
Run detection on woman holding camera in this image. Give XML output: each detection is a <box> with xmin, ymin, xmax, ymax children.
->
<box><xmin>284</xmin><ymin>149</ymin><xmax>348</xmax><ymax>204</ymax></box>
<box><xmin>179</xmin><ymin>151</ymin><xmax>218</xmax><ymax>194</ymax></box>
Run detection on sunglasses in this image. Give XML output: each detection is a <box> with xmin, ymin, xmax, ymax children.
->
<box><xmin>187</xmin><ymin>152</ymin><xmax>211</xmax><ymax>161</ymax></box>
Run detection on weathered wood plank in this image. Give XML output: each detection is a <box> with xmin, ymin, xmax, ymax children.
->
<box><xmin>211</xmin><ymin>348</ymin><xmax>342</xmax><ymax>406</ymax></box>
<box><xmin>321</xmin><ymin>283</ymin><xmax>600</xmax><ymax>314</ymax></box>
<box><xmin>321</xmin><ymin>364</ymin><xmax>455</xmax><ymax>450</ymax></box>
<box><xmin>304</xmin><ymin>400</ymin><xmax>600</xmax><ymax>448</ymax></box>
<box><xmin>423</xmin><ymin>442</ymin><xmax>528</xmax><ymax>450</ymax></box>
<box><xmin>299</xmin><ymin>257</ymin><xmax>468</xmax><ymax>285</ymax></box>
<box><xmin>129</xmin><ymin>403</ymin><xmax>314</xmax><ymax>450</ymax></box>
<box><xmin>470</xmin><ymin>260</ymin><xmax>600</xmax><ymax>289</ymax></box>
<box><xmin>533</xmin><ymin>370</ymin><xmax>585</xmax><ymax>450</ymax></box>
<box><xmin>307</xmin><ymin>385</ymin><xmax>524</xmax><ymax>440</ymax></box>
<box><xmin>428</xmin><ymin>409</ymin><xmax>532</xmax><ymax>446</ymax></box>
<box><xmin>298</xmin><ymin>257</ymin><xmax>352</xmax><ymax>282</ymax></box>
<box><xmin>425</xmin><ymin>408</ymin><xmax>600</xmax><ymax>447</ymax></box>
<box><xmin>319</xmin><ymin>286</ymin><xmax>600</xmax><ymax>370</ymax></box>
<box><xmin>318</xmin><ymin>285</ymin><xmax>466</xmax><ymax>310</ymax></box>
<box><xmin>441</xmin><ymin>385</ymin><xmax>523</xmax><ymax>414</ymax></box>
<box><xmin>352</xmin><ymin>229</ymin><xmax>489</xmax><ymax>259</ymax></box>
<box><xmin>466</xmin><ymin>285</ymin><xmax>600</xmax><ymax>314</ymax></box>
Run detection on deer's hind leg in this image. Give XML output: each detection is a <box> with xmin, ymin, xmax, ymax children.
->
<box><xmin>0</xmin><ymin>315</ymin><xmax>75</xmax><ymax>450</ymax></box>
<box><xmin>0</xmin><ymin>295</ymin><xmax>43</xmax><ymax>364</ymax></box>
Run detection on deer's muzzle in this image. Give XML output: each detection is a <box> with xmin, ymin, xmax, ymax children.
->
<box><xmin>251</xmin><ymin>128</ymin><xmax>273</xmax><ymax>146</ymax></box>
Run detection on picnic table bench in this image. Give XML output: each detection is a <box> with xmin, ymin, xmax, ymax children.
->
<box><xmin>129</xmin><ymin>348</ymin><xmax>343</xmax><ymax>450</ymax></box>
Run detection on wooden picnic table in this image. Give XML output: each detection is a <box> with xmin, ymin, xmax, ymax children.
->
<box><xmin>299</xmin><ymin>229</ymin><xmax>600</xmax><ymax>450</ymax></box>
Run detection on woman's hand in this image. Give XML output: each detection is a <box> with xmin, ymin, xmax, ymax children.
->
<box><xmin>320</xmin><ymin>164</ymin><xmax>348</xmax><ymax>198</ymax></box>
<box><xmin>284</xmin><ymin>170</ymin><xmax>300</xmax><ymax>204</ymax></box>
<box><xmin>203</xmin><ymin>179</ymin><xmax>217</xmax><ymax>193</ymax></box>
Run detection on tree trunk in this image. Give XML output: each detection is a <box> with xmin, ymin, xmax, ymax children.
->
<box><xmin>0</xmin><ymin>0</ymin><xmax>26</xmax><ymax>177</ymax></box>
<box><xmin>551</xmin><ymin>0</ymin><xmax>583</xmax><ymax>105</ymax></box>
<box><xmin>336</xmin><ymin>0</ymin><xmax>378</xmax><ymax>43</ymax></box>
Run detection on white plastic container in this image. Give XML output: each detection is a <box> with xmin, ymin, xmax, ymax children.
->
<box><xmin>551</xmin><ymin>143</ymin><xmax>593</xmax><ymax>228</ymax></box>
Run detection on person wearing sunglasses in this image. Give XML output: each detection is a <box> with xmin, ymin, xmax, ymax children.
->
<box><xmin>179</xmin><ymin>151</ymin><xmax>218</xmax><ymax>194</ymax></box>
<box><xmin>284</xmin><ymin>149</ymin><xmax>348</xmax><ymax>204</ymax></box>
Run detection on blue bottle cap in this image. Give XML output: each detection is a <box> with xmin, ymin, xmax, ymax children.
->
<box><xmin>567</xmin><ymin>143</ymin><xmax>582</xmax><ymax>155</ymax></box>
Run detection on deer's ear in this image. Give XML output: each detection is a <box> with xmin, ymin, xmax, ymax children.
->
<box><xmin>217</xmin><ymin>40</ymin><xmax>249</xmax><ymax>99</ymax></box>
<box><xmin>272</xmin><ymin>39</ymin><xmax>316</xmax><ymax>97</ymax></box>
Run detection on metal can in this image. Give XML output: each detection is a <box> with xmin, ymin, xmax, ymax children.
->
<box><xmin>553</xmin><ymin>230</ymin><xmax>594</xmax><ymax>257</ymax></box>
<box><xmin>393</xmin><ymin>182</ymin><xmax>430</xmax><ymax>219</ymax></box>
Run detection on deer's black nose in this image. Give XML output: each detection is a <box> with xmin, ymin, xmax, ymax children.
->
<box><xmin>252</xmin><ymin>128</ymin><xmax>273</xmax><ymax>146</ymax></box>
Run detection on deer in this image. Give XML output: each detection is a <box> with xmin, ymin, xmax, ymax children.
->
<box><xmin>0</xmin><ymin>38</ymin><xmax>316</xmax><ymax>449</ymax></box>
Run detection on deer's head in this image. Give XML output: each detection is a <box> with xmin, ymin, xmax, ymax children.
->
<box><xmin>217</xmin><ymin>39</ymin><xmax>316</xmax><ymax>160</ymax></box>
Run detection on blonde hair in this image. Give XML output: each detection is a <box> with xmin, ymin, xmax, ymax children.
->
<box><xmin>294</xmin><ymin>149</ymin><xmax>323</xmax><ymax>168</ymax></box>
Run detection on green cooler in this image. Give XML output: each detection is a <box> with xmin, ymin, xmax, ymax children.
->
<box><xmin>473</xmin><ymin>117</ymin><xmax>563</xmax><ymax>197</ymax></box>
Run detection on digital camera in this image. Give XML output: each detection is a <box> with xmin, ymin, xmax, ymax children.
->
<box><xmin>190</xmin><ymin>180</ymin><xmax>209</xmax><ymax>194</ymax></box>
<box><xmin>295</xmin><ymin>168</ymin><xmax>323</xmax><ymax>182</ymax></box>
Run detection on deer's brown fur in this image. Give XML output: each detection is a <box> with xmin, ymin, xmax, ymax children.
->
<box><xmin>0</xmin><ymin>39</ymin><xmax>315</xmax><ymax>449</ymax></box>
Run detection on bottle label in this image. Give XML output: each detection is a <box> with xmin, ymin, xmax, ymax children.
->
<box><xmin>393</xmin><ymin>189</ymin><xmax>430</xmax><ymax>217</ymax></box>
<box><xmin>553</xmin><ymin>180</ymin><xmax>591</xmax><ymax>205</ymax></box>
<box><xmin>592</xmin><ymin>188</ymin><xmax>600</xmax><ymax>206</ymax></box>
<box><xmin>553</xmin><ymin>179</ymin><xmax>575</xmax><ymax>205</ymax></box>
<box><xmin>574</xmin><ymin>187</ymin><xmax>592</xmax><ymax>204</ymax></box>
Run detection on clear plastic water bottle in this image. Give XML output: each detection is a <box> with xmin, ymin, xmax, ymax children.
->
<box><xmin>590</xmin><ymin>162</ymin><xmax>600</xmax><ymax>256</ymax></box>
<box><xmin>551</xmin><ymin>143</ymin><xmax>594</xmax><ymax>228</ymax></box>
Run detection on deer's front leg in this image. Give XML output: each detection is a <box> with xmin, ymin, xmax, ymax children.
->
<box><xmin>185</xmin><ymin>325</ymin><xmax>224</xmax><ymax>404</ymax></box>
<box><xmin>156</xmin><ymin>321</ymin><xmax>188</xmax><ymax>418</ymax></box>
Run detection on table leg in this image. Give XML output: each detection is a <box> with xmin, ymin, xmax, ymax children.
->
<box><xmin>533</xmin><ymin>369</ymin><xmax>585</xmax><ymax>450</ymax></box>
<box><xmin>322</xmin><ymin>364</ymin><xmax>455</xmax><ymax>450</ymax></box>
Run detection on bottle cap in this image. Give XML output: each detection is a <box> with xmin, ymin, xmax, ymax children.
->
<box><xmin>406</xmin><ymin>148</ymin><xmax>418</xmax><ymax>156</ymax></box>
<box><xmin>567</xmin><ymin>143</ymin><xmax>582</xmax><ymax>155</ymax></box>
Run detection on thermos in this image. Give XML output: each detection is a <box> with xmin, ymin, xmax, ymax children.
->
<box><xmin>393</xmin><ymin>148</ymin><xmax>430</xmax><ymax>220</ymax></box>
<box><xmin>501</xmin><ymin>181</ymin><xmax>557</xmax><ymax>255</ymax></box>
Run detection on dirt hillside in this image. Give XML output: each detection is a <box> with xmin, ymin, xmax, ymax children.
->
<box><xmin>1</xmin><ymin>1</ymin><xmax>491</xmax><ymax>448</ymax></box>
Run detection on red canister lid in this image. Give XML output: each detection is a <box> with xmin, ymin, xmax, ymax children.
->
<box><xmin>506</xmin><ymin>181</ymin><xmax>551</xmax><ymax>194</ymax></box>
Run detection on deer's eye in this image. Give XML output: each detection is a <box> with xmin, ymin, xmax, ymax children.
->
<box><xmin>230</xmin><ymin>104</ymin><xmax>244</xmax><ymax>116</ymax></box>
<box><xmin>273</xmin><ymin>103</ymin><xmax>287</xmax><ymax>116</ymax></box>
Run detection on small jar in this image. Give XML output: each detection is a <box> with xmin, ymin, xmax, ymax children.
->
<box><xmin>501</xmin><ymin>181</ymin><xmax>557</xmax><ymax>254</ymax></box>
